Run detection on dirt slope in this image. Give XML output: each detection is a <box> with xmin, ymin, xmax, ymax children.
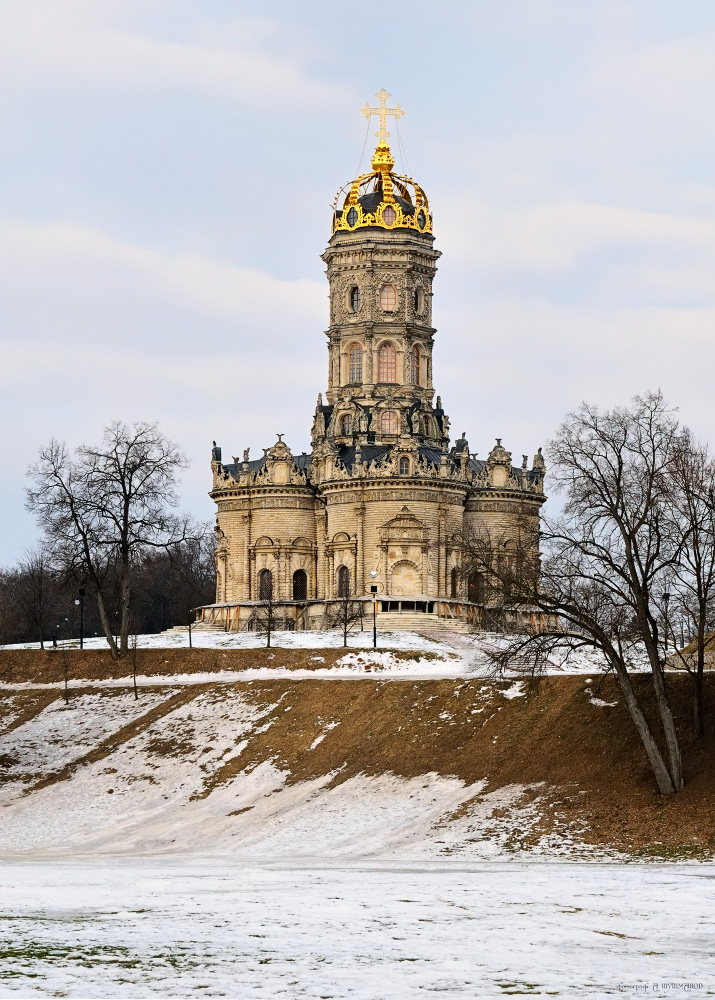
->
<box><xmin>0</xmin><ymin>653</ymin><xmax>713</xmax><ymax>857</ymax></box>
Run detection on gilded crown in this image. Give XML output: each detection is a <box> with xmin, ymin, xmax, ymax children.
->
<box><xmin>331</xmin><ymin>140</ymin><xmax>432</xmax><ymax>236</ymax></box>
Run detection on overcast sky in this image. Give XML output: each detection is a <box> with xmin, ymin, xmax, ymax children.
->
<box><xmin>2</xmin><ymin>0</ymin><xmax>715</xmax><ymax>565</ymax></box>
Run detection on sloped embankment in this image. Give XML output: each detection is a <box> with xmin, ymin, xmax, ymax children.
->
<box><xmin>0</xmin><ymin>654</ymin><xmax>713</xmax><ymax>858</ymax></box>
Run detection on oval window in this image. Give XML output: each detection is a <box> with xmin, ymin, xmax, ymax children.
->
<box><xmin>349</xmin><ymin>286</ymin><xmax>361</xmax><ymax>312</ymax></box>
<box><xmin>346</xmin><ymin>207</ymin><xmax>358</xmax><ymax>226</ymax></box>
<box><xmin>382</xmin><ymin>205</ymin><xmax>397</xmax><ymax>226</ymax></box>
<box><xmin>417</xmin><ymin>209</ymin><xmax>426</xmax><ymax>228</ymax></box>
<box><xmin>380</xmin><ymin>283</ymin><xmax>397</xmax><ymax>312</ymax></box>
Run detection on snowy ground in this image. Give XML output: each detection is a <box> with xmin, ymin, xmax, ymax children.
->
<box><xmin>0</xmin><ymin>859</ymin><xmax>712</xmax><ymax>998</ymax></box>
<box><xmin>1</xmin><ymin>627</ymin><xmax>626</xmax><ymax>676</ymax></box>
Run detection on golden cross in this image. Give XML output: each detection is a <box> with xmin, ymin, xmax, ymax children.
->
<box><xmin>360</xmin><ymin>88</ymin><xmax>405</xmax><ymax>143</ymax></box>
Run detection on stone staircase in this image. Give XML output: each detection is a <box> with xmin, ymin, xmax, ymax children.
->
<box><xmin>162</xmin><ymin>622</ymin><xmax>226</xmax><ymax>636</ymax></box>
<box><xmin>373</xmin><ymin>611</ymin><xmax>477</xmax><ymax>638</ymax></box>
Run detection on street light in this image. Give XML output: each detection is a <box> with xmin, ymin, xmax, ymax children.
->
<box><xmin>370</xmin><ymin>571</ymin><xmax>379</xmax><ymax>649</ymax></box>
<box><xmin>78</xmin><ymin>587</ymin><xmax>85</xmax><ymax>649</ymax></box>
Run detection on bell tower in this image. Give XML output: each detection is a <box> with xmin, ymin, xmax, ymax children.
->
<box><xmin>319</xmin><ymin>92</ymin><xmax>445</xmax><ymax>451</ymax></box>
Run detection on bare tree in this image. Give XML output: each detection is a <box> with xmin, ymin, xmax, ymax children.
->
<box><xmin>15</xmin><ymin>548</ymin><xmax>55</xmax><ymax>649</ymax></box>
<box><xmin>247</xmin><ymin>574</ymin><xmax>281</xmax><ymax>648</ymax></box>
<box><xmin>327</xmin><ymin>593</ymin><xmax>364</xmax><ymax>647</ymax></box>
<box><xmin>474</xmin><ymin>393</ymin><xmax>686</xmax><ymax>796</ymax></box>
<box><xmin>666</xmin><ymin>430</ymin><xmax>715</xmax><ymax>735</ymax></box>
<box><xmin>26</xmin><ymin>421</ymin><xmax>190</xmax><ymax>659</ymax></box>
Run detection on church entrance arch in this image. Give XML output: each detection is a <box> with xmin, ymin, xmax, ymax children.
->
<box><xmin>468</xmin><ymin>572</ymin><xmax>485</xmax><ymax>604</ymax></box>
<box><xmin>292</xmin><ymin>570</ymin><xmax>307</xmax><ymax>601</ymax></box>
<box><xmin>390</xmin><ymin>560</ymin><xmax>420</xmax><ymax>596</ymax></box>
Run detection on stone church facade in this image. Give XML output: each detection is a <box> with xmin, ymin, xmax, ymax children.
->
<box><xmin>200</xmin><ymin>107</ymin><xmax>545</xmax><ymax>631</ymax></box>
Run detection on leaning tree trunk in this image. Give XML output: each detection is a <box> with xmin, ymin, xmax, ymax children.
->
<box><xmin>650</xmin><ymin>660</ymin><xmax>684</xmax><ymax>792</ymax></box>
<box><xmin>95</xmin><ymin>589</ymin><xmax>118</xmax><ymax>660</ymax></box>
<box><xmin>614</xmin><ymin>665</ymin><xmax>677</xmax><ymax>796</ymax></box>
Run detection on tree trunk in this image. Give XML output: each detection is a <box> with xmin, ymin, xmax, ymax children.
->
<box><xmin>650</xmin><ymin>662</ymin><xmax>684</xmax><ymax>791</ymax></box>
<box><xmin>614</xmin><ymin>666</ymin><xmax>676</xmax><ymax>796</ymax></box>
<box><xmin>694</xmin><ymin>620</ymin><xmax>705</xmax><ymax>737</ymax></box>
<box><xmin>95</xmin><ymin>589</ymin><xmax>118</xmax><ymax>659</ymax></box>
<box><xmin>119</xmin><ymin>567</ymin><xmax>131</xmax><ymax>658</ymax></box>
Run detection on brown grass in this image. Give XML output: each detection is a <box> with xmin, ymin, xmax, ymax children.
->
<box><xmin>0</xmin><ymin>646</ymin><xmax>444</xmax><ymax>684</ymax></box>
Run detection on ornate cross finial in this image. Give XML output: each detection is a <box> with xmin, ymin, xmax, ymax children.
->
<box><xmin>360</xmin><ymin>89</ymin><xmax>405</xmax><ymax>142</ymax></box>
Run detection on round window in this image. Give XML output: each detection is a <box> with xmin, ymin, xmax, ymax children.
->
<box><xmin>417</xmin><ymin>209</ymin><xmax>426</xmax><ymax>228</ymax></box>
<box><xmin>382</xmin><ymin>205</ymin><xmax>397</xmax><ymax>226</ymax></box>
<box><xmin>346</xmin><ymin>207</ymin><xmax>358</xmax><ymax>226</ymax></box>
<box><xmin>379</xmin><ymin>284</ymin><xmax>397</xmax><ymax>312</ymax></box>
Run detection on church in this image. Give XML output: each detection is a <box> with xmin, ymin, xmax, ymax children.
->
<box><xmin>198</xmin><ymin>92</ymin><xmax>546</xmax><ymax>633</ymax></box>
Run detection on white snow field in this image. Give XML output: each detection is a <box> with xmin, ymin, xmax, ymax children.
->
<box><xmin>0</xmin><ymin>859</ymin><xmax>712</xmax><ymax>998</ymax></box>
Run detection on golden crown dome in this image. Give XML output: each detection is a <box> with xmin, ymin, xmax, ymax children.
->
<box><xmin>331</xmin><ymin>91</ymin><xmax>432</xmax><ymax>236</ymax></box>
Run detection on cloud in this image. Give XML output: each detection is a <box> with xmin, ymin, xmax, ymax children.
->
<box><xmin>589</xmin><ymin>34</ymin><xmax>715</xmax><ymax>124</ymax></box>
<box><xmin>0</xmin><ymin>219</ymin><xmax>325</xmax><ymax>356</ymax></box>
<box><xmin>0</xmin><ymin>3</ymin><xmax>345</xmax><ymax>109</ymax></box>
<box><xmin>436</xmin><ymin>196</ymin><xmax>715</xmax><ymax>302</ymax></box>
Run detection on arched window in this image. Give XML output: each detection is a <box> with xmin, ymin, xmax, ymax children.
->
<box><xmin>340</xmin><ymin>413</ymin><xmax>352</xmax><ymax>435</ymax></box>
<box><xmin>379</xmin><ymin>284</ymin><xmax>397</xmax><ymax>312</ymax></box>
<box><xmin>468</xmin><ymin>572</ymin><xmax>485</xmax><ymax>605</ymax></box>
<box><xmin>349</xmin><ymin>287</ymin><xmax>361</xmax><ymax>312</ymax></box>
<box><xmin>399</xmin><ymin>456</ymin><xmax>410</xmax><ymax>476</ymax></box>
<box><xmin>337</xmin><ymin>565</ymin><xmax>350</xmax><ymax>598</ymax></box>
<box><xmin>413</xmin><ymin>288</ymin><xmax>423</xmax><ymax>313</ymax></box>
<box><xmin>381</xmin><ymin>410</ymin><xmax>398</xmax><ymax>434</ymax></box>
<box><xmin>258</xmin><ymin>569</ymin><xmax>273</xmax><ymax>601</ymax></box>
<box><xmin>450</xmin><ymin>567</ymin><xmax>459</xmax><ymax>599</ymax></box>
<box><xmin>409</xmin><ymin>347</ymin><xmax>420</xmax><ymax>386</ymax></box>
<box><xmin>378</xmin><ymin>342</ymin><xmax>396</xmax><ymax>382</ymax></box>
<box><xmin>348</xmin><ymin>344</ymin><xmax>362</xmax><ymax>384</ymax></box>
<box><xmin>292</xmin><ymin>569</ymin><xmax>307</xmax><ymax>601</ymax></box>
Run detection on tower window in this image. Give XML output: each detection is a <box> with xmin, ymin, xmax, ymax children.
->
<box><xmin>349</xmin><ymin>286</ymin><xmax>361</xmax><ymax>312</ymax></box>
<box><xmin>399</xmin><ymin>456</ymin><xmax>410</xmax><ymax>476</ymax></box>
<box><xmin>379</xmin><ymin>284</ymin><xmax>397</xmax><ymax>312</ymax></box>
<box><xmin>413</xmin><ymin>288</ymin><xmax>424</xmax><ymax>313</ymax></box>
<box><xmin>258</xmin><ymin>569</ymin><xmax>273</xmax><ymax>601</ymax></box>
<box><xmin>417</xmin><ymin>209</ymin><xmax>426</xmax><ymax>229</ymax></box>
<box><xmin>382</xmin><ymin>205</ymin><xmax>397</xmax><ymax>226</ymax></box>
<box><xmin>346</xmin><ymin>207</ymin><xmax>358</xmax><ymax>226</ymax></box>
<box><xmin>337</xmin><ymin>565</ymin><xmax>350</xmax><ymax>598</ymax></box>
<box><xmin>339</xmin><ymin>413</ymin><xmax>352</xmax><ymax>435</ymax></box>
<box><xmin>377</xmin><ymin>342</ymin><xmax>396</xmax><ymax>382</ymax></box>
<box><xmin>409</xmin><ymin>347</ymin><xmax>420</xmax><ymax>386</ymax></box>
<box><xmin>381</xmin><ymin>410</ymin><xmax>398</xmax><ymax>434</ymax></box>
<box><xmin>348</xmin><ymin>344</ymin><xmax>363</xmax><ymax>383</ymax></box>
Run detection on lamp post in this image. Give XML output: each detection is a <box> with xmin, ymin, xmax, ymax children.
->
<box><xmin>78</xmin><ymin>587</ymin><xmax>85</xmax><ymax>649</ymax></box>
<box><xmin>370</xmin><ymin>571</ymin><xmax>379</xmax><ymax>649</ymax></box>
<box><xmin>662</xmin><ymin>592</ymin><xmax>671</xmax><ymax>659</ymax></box>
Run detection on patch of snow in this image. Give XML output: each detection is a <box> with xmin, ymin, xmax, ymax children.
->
<box><xmin>500</xmin><ymin>680</ymin><xmax>525</xmax><ymax>699</ymax></box>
